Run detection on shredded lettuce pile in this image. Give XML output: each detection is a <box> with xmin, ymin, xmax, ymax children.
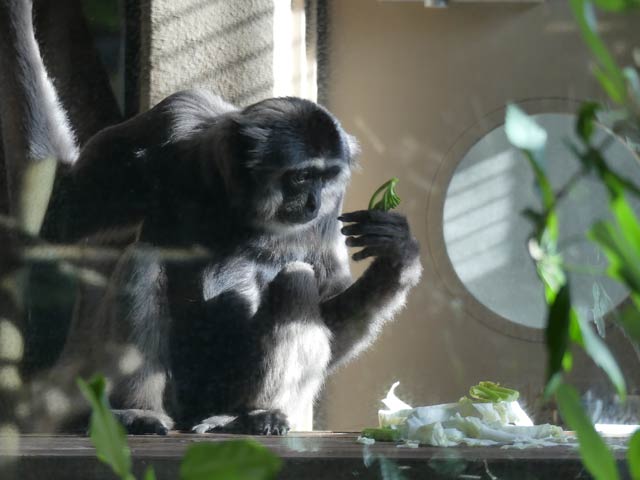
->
<box><xmin>361</xmin><ymin>381</ymin><xmax>565</xmax><ymax>448</ymax></box>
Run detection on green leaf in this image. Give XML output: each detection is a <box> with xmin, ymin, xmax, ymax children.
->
<box><xmin>77</xmin><ymin>376</ymin><xmax>134</xmax><ymax>480</ymax></box>
<box><xmin>594</xmin><ymin>66</ymin><xmax>626</xmax><ymax>104</ymax></box>
<box><xmin>180</xmin><ymin>440</ymin><xmax>282</xmax><ymax>480</ymax></box>
<box><xmin>362</xmin><ymin>427</ymin><xmax>403</xmax><ymax>442</ymax></box>
<box><xmin>576</xmin><ymin>101</ymin><xmax>601</xmax><ymax>144</ymax></box>
<box><xmin>590</xmin><ymin>220</ymin><xmax>640</xmax><ymax>293</ymax></box>
<box><xmin>544</xmin><ymin>372</ymin><xmax>564</xmax><ymax>399</ymax></box>
<box><xmin>507</xmin><ymin>106</ymin><xmax>565</xmax><ymax>304</ymax></box>
<box><xmin>578</xmin><ymin>146</ymin><xmax>640</xmax><ymax>199</ymax></box>
<box><xmin>609</xmin><ymin>192</ymin><xmax>640</xmax><ymax>249</ymax></box>
<box><xmin>571</xmin><ymin>0</ymin><xmax>627</xmax><ymax>104</ymax></box>
<box><xmin>535</xmin><ymin>238</ymin><xmax>566</xmax><ymax>303</ymax></box>
<box><xmin>568</xmin><ymin>310</ymin><xmax>584</xmax><ymax>347</ymax></box>
<box><xmin>577</xmin><ymin>314</ymin><xmax>627</xmax><ymax>400</ymax></box>
<box><xmin>369</xmin><ymin>178</ymin><xmax>401</xmax><ymax>211</ymax></box>
<box><xmin>145</xmin><ymin>467</ymin><xmax>157</xmax><ymax>480</ymax></box>
<box><xmin>592</xmin><ymin>0</ymin><xmax>640</xmax><ymax>11</ymax></box>
<box><xmin>576</xmin><ymin>102</ymin><xmax>601</xmax><ymax>145</ymax></box>
<box><xmin>505</xmin><ymin>104</ymin><xmax>548</xmax><ymax>152</ymax></box>
<box><xmin>545</xmin><ymin>284</ymin><xmax>573</xmax><ymax>381</ymax></box>
<box><xmin>505</xmin><ymin>106</ymin><xmax>559</xmax><ymax>265</ymax></box>
<box><xmin>556</xmin><ymin>382</ymin><xmax>620</xmax><ymax>480</ymax></box>
<box><xmin>629</xmin><ymin>429</ymin><xmax>640</xmax><ymax>480</ymax></box>
<box><xmin>520</xmin><ymin>148</ymin><xmax>554</xmax><ymax>221</ymax></box>
<box><xmin>618</xmin><ymin>301</ymin><xmax>640</xmax><ymax>346</ymax></box>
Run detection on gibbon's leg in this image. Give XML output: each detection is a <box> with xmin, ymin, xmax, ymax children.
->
<box><xmin>192</xmin><ymin>262</ymin><xmax>331</xmax><ymax>435</ymax></box>
<box><xmin>56</xmin><ymin>246</ymin><xmax>175</xmax><ymax>434</ymax></box>
<box><xmin>104</xmin><ymin>248</ymin><xmax>175</xmax><ymax>434</ymax></box>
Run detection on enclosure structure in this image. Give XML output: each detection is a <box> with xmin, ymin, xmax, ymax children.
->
<box><xmin>1</xmin><ymin>0</ymin><xmax>639</xmax><ymax>479</ymax></box>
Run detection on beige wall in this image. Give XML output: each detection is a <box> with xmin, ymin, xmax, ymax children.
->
<box><xmin>138</xmin><ymin>0</ymin><xmax>275</xmax><ymax>109</ymax></box>
<box><xmin>319</xmin><ymin>0</ymin><xmax>640</xmax><ymax>431</ymax></box>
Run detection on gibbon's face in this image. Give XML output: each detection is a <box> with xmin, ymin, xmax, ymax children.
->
<box><xmin>247</xmin><ymin>157</ymin><xmax>351</xmax><ymax>233</ymax></box>
<box><xmin>277</xmin><ymin>158</ymin><xmax>349</xmax><ymax>225</ymax></box>
<box><xmin>237</xmin><ymin>97</ymin><xmax>358</xmax><ymax>233</ymax></box>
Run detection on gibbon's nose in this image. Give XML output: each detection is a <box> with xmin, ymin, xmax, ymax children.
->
<box><xmin>305</xmin><ymin>193</ymin><xmax>319</xmax><ymax>216</ymax></box>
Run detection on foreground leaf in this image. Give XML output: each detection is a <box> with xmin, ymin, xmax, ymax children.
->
<box><xmin>577</xmin><ymin>315</ymin><xmax>626</xmax><ymax>400</ymax></box>
<box><xmin>576</xmin><ymin>101</ymin><xmax>601</xmax><ymax>144</ymax></box>
<box><xmin>505</xmin><ymin>104</ymin><xmax>548</xmax><ymax>152</ymax></box>
<box><xmin>545</xmin><ymin>284</ymin><xmax>573</xmax><ymax>381</ymax></box>
<box><xmin>629</xmin><ymin>430</ymin><xmax>640</xmax><ymax>480</ymax></box>
<box><xmin>77</xmin><ymin>376</ymin><xmax>134</xmax><ymax>480</ymax></box>
<box><xmin>145</xmin><ymin>467</ymin><xmax>157</xmax><ymax>480</ymax></box>
<box><xmin>618</xmin><ymin>300</ymin><xmax>640</xmax><ymax>346</ymax></box>
<box><xmin>590</xmin><ymin>220</ymin><xmax>640</xmax><ymax>294</ymax></box>
<box><xmin>534</xmin><ymin>235</ymin><xmax>566</xmax><ymax>303</ymax></box>
<box><xmin>593</xmin><ymin>0</ymin><xmax>640</xmax><ymax>11</ymax></box>
<box><xmin>180</xmin><ymin>440</ymin><xmax>281</xmax><ymax>480</ymax></box>
<box><xmin>571</xmin><ymin>0</ymin><xmax>627</xmax><ymax>104</ymax></box>
<box><xmin>556</xmin><ymin>382</ymin><xmax>620</xmax><ymax>480</ymax></box>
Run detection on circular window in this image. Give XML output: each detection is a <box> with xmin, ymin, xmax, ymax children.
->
<box><xmin>442</xmin><ymin>112</ymin><xmax>639</xmax><ymax>332</ymax></box>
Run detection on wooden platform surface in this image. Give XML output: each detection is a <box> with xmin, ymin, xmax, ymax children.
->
<box><xmin>1</xmin><ymin>432</ymin><xmax>633</xmax><ymax>479</ymax></box>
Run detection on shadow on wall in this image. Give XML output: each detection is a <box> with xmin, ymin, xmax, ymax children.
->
<box><xmin>141</xmin><ymin>0</ymin><xmax>280</xmax><ymax>107</ymax></box>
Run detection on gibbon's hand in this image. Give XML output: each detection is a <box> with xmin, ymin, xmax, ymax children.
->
<box><xmin>339</xmin><ymin>210</ymin><xmax>419</xmax><ymax>263</ymax></box>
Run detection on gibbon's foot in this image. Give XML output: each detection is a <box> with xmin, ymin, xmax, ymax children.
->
<box><xmin>112</xmin><ymin>409</ymin><xmax>173</xmax><ymax>435</ymax></box>
<box><xmin>246</xmin><ymin>409</ymin><xmax>290</xmax><ymax>435</ymax></box>
<box><xmin>192</xmin><ymin>409</ymin><xmax>290</xmax><ymax>435</ymax></box>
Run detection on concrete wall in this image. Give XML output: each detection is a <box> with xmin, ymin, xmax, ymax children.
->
<box><xmin>138</xmin><ymin>0</ymin><xmax>275</xmax><ymax>109</ymax></box>
<box><xmin>319</xmin><ymin>0</ymin><xmax>640</xmax><ymax>431</ymax></box>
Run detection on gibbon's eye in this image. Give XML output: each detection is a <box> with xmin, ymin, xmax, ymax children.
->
<box><xmin>321</xmin><ymin>166</ymin><xmax>342</xmax><ymax>182</ymax></box>
<box><xmin>288</xmin><ymin>170</ymin><xmax>310</xmax><ymax>186</ymax></box>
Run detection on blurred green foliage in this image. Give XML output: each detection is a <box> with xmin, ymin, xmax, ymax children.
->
<box><xmin>79</xmin><ymin>375</ymin><xmax>282</xmax><ymax>480</ymax></box>
<box><xmin>506</xmin><ymin>1</ymin><xmax>640</xmax><ymax>478</ymax></box>
<box><xmin>81</xmin><ymin>0</ymin><xmax>121</xmax><ymax>33</ymax></box>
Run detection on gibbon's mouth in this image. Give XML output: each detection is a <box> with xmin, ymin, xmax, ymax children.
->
<box><xmin>280</xmin><ymin>209</ymin><xmax>319</xmax><ymax>225</ymax></box>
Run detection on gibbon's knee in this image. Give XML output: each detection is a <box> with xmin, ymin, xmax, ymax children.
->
<box><xmin>266</xmin><ymin>262</ymin><xmax>320</xmax><ymax>319</ymax></box>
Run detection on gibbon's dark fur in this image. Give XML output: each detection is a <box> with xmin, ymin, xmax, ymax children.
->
<box><xmin>2</xmin><ymin>0</ymin><xmax>422</xmax><ymax>435</ymax></box>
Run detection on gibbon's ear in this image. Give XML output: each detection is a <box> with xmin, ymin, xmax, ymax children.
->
<box><xmin>345</xmin><ymin>133</ymin><xmax>361</xmax><ymax>168</ymax></box>
<box><xmin>240</xmin><ymin>123</ymin><xmax>271</xmax><ymax>170</ymax></box>
<box><xmin>200</xmin><ymin>112</ymin><xmax>248</xmax><ymax>194</ymax></box>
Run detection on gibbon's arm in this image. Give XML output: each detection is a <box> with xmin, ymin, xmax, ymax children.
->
<box><xmin>0</xmin><ymin>0</ymin><xmax>78</xmax><ymax>167</ymax></box>
<box><xmin>321</xmin><ymin>210</ymin><xmax>422</xmax><ymax>369</ymax></box>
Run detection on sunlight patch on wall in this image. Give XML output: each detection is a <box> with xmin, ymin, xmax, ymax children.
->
<box><xmin>272</xmin><ymin>0</ymin><xmax>317</xmax><ymax>100</ymax></box>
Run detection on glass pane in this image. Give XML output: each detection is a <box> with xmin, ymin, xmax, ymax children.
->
<box><xmin>443</xmin><ymin>113</ymin><xmax>640</xmax><ymax>329</ymax></box>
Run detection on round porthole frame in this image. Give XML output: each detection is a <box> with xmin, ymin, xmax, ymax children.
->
<box><xmin>425</xmin><ymin>97</ymin><xmax>590</xmax><ymax>342</ymax></box>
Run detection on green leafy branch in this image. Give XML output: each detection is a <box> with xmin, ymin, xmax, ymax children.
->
<box><xmin>505</xmin><ymin>3</ymin><xmax>640</xmax><ymax>477</ymax></box>
<box><xmin>77</xmin><ymin>377</ymin><xmax>139</xmax><ymax>480</ymax></box>
<box><xmin>78</xmin><ymin>375</ymin><xmax>282</xmax><ymax>480</ymax></box>
<box><xmin>505</xmin><ymin>102</ymin><xmax>636</xmax><ymax>480</ymax></box>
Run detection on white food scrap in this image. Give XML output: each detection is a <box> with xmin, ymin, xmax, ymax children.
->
<box><xmin>377</xmin><ymin>382</ymin><xmax>565</xmax><ymax>448</ymax></box>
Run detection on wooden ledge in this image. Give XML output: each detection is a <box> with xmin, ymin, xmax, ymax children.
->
<box><xmin>0</xmin><ymin>433</ymin><xmax>632</xmax><ymax>479</ymax></box>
